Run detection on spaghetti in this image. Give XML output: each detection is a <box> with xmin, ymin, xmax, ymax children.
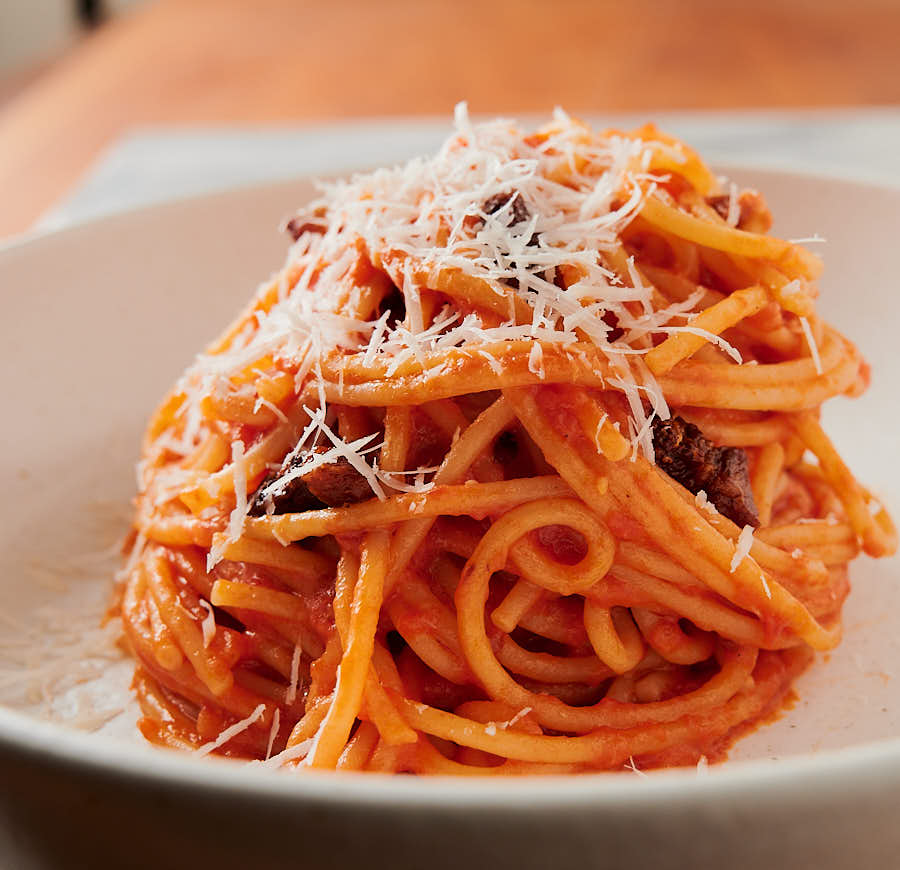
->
<box><xmin>117</xmin><ymin>106</ymin><xmax>896</xmax><ymax>774</ymax></box>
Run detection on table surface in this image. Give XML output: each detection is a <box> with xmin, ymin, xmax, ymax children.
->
<box><xmin>1</xmin><ymin>0</ymin><xmax>899</xmax><ymax>238</ymax></box>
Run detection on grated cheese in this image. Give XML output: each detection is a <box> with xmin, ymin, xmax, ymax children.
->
<box><xmin>501</xmin><ymin>706</ymin><xmax>533</xmax><ymax>730</ymax></box>
<box><xmin>260</xmin><ymin>738</ymin><xmax>314</xmax><ymax>769</ymax></box>
<box><xmin>695</xmin><ymin>489</ymin><xmax>719</xmax><ymax>515</ymax></box>
<box><xmin>147</xmin><ymin>106</ymin><xmax>821</xmax><ymax>503</ymax></box>
<box><xmin>253</xmin><ymin>395</ymin><xmax>288</xmax><ymax>423</ymax></box>
<box><xmin>286</xmin><ymin>636</ymin><xmax>303</xmax><ymax>705</ymax></box>
<box><xmin>198</xmin><ymin>599</ymin><xmax>216</xmax><ymax>648</ymax></box>
<box><xmin>625</xmin><ymin>755</ymin><xmax>647</xmax><ymax>778</ymax></box>
<box><xmin>725</xmin><ymin>182</ymin><xmax>740</xmax><ymax>227</ymax></box>
<box><xmin>799</xmin><ymin>316</ymin><xmax>823</xmax><ymax>375</ymax></box>
<box><xmin>730</xmin><ymin>524</ymin><xmax>756</xmax><ymax>573</ymax></box>
<box><xmin>527</xmin><ymin>342</ymin><xmax>545</xmax><ymax>379</ymax></box>
<box><xmin>207</xmin><ymin>439</ymin><xmax>249</xmax><ymax>571</ymax></box>
<box><xmin>265</xmin><ymin>708</ymin><xmax>281</xmax><ymax>761</ymax></box>
<box><xmin>195</xmin><ymin>703</ymin><xmax>266</xmax><ymax>757</ymax></box>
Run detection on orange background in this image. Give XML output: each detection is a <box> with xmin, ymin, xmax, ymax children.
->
<box><xmin>1</xmin><ymin>0</ymin><xmax>898</xmax><ymax>238</ymax></box>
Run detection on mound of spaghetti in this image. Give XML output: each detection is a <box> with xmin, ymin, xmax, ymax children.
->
<box><xmin>118</xmin><ymin>107</ymin><xmax>896</xmax><ymax>774</ymax></box>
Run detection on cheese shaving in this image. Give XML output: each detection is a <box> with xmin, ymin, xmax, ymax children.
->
<box><xmin>799</xmin><ymin>316</ymin><xmax>823</xmax><ymax>375</ymax></box>
<box><xmin>198</xmin><ymin>599</ymin><xmax>216</xmax><ymax>649</ymax></box>
<box><xmin>695</xmin><ymin>489</ymin><xmax>719</xmax><ymax>515</ymax></box>
<box><xmin>260</xmin><ymin>738</ymin><xmax>314</xmax><ymax>769</ymax></box>
<box><xmin>144</xmin><ymin>105</ymin><xmax>822</xmax><ymax>511</ymax></box>
<box><xmin>146</xmin><ymin>104</ymin><xmax>689</xmax><ymax>498</ymax></box>
<box><xmin>625</xmin><ymin>755</ymin><xmax>647</xmax><ymax>778</ymax></box>
<box><xmin>195</xmin><ymin>703</ymin><xmax>266</xmax><ymax>757</ymax></box>
<box><xmin>501</xmin><ymin>706</ymin><xmax>533</xmax><ymax>730</ymax></box>
<box><xmin>730</xmin><ymin>524</ymin><xmax>756</xmax><ymax>573</ymax></box>
<box><xmin>527</xmin><ymin>342</ymin><xmax>545</xmax><ymax>379</ymax></box>
<box><xmin>265</xmin><ymin>708</ymin><xmax>281</xmax><ymax>761</ymax></box>
<box><xmin>725</xmin><ymin>182</ymin><xmax>740</xmax><ymax>227</ymax></box>
<box><xmin>286</xmin><ymin>636</ymin><xmax>303</xmax><ymax>705</ymax></box>
<box><xmin>207</xmin><ymin>439</ymin><xmax>249</xmax><ymax>571</ymax></box>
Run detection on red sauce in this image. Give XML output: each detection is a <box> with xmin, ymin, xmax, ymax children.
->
<box><xmin>535</xmin><ymin>524</ymin><xmax>588</xmax><ymax>565</ymax></box>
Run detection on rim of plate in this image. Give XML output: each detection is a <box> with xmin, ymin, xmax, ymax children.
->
<box><xmin>2</xmin><ymin>157</ymin><xmax>898</xmax><ymax>256</ymax></box>
<box><xmin>1</xmin><ymin>164</ymin><xmax>898</xmax><ymax>808</ymax></box>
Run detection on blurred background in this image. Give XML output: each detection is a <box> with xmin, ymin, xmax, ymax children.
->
<box><xmin>1</xmin><ymin>0</ymin><xmax>898</xmax><ymax>238</ymax></box>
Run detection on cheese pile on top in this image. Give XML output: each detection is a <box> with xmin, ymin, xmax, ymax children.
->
<box><xmin>149</xmin><ymin>105</ymin><xmax>748</xmax><ymax>551</ymax></box>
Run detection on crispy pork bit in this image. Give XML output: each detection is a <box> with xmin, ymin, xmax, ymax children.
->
<box><xmin>248</xmin><ymin>471</ymin><xmax>320</xmax><ymax>517</ymax></box>
<box><xmin>248</xmin><ymin>454</ymin><xmax>371</xmax><ymax>516</ymax></box>
<box><xmin>303</xmin><ymin>458</ymin><xmax>373</xmax><ymax>507</ymax></box>
<box><xmin>706</xmin><ymin>194</ymin><xmax>734</xmax><ymax>223</ymax></box>
<box><xmin>285</xmin><ymin>215</ymin><xmax>328</xmax><ymax>241</ymax></box>
<box><xmin>651</xmin><ymin>416</ymin><xmax>759</xmax><ymax>528</ymax></box>
<box><xmin>482</xmin><ymin>190</ymin><xmax>530</xmax><ymax>226</ymax></box>
<box><xmin>705</xmin><ymin>190</ymin><xmax>773</xmax><ymax>233</ymax></box>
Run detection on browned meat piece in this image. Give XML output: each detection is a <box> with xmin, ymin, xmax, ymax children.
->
<box><xmin>706</xmin><ymin>194</ymin><xmax>734</xmax><ymax>223</ymax></box>
<box><xmin>482</xmin><ymin>191</ymin><xmax>530</xmax><ymax>226</ymax></box>
<box><xmin>377</xmin><ymin>286</ymin><xmax>406</xmax><ymax>328</ymax></box>
<box><xmin>651</xmin><ymin>416</ymin><xmax>759</xmax><ymax>527</ymax></box>
<box><xmin>285</xmin><ymin>215</ymin><xmax>328</xmax><ymax>241</ymax></box>
<box><xmin>493</xmin><ymin>429</ymin><xmax>519</xmax><ymax>465</ymax></box>
<box><xmin>734</xmin><ymin>190</ymin><xmax>772</xmax><ymax>234</ymax></box>
<box><xmin>479</xmin><ymin>191</ymin><xmax>539</xmax><ymax>289</ymax></box>
<box><xmin>248</xmin><ymin>470</ymin><xmax>322</xmax><ymax>517</ymax></box>
<box><xmin>601</xmin><ymin>309</ymin><xmax>624</xmax><ymax>342</ymax></box>
<box><xmin>705</xmin><ymin>190</ymin><xmax>773</xmax><ymax>234</ymax></box>
<box><xmin>303</xmin><ymin>458</ymin><xmax>373</xmax><ymax>507</ymax></box>
<box><xmin>248</xmin><ymin>453</ymin><xmax>372</xmax><ymax>516</ymax></box>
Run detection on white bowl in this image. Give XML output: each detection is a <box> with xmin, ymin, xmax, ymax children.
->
<box><xmin>0</xmin><ymin>169</ymin><xmax>898</xmax><ymax>870</ymax></box>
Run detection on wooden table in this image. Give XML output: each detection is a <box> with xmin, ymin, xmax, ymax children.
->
<box><xmin>1</xmin><ymin>0</ymin><xmax>898</xmax><ymax>239</ymax></box>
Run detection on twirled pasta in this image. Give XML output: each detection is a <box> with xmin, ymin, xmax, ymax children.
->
<box><xmin>116</xmin><ymin>108</ymin><xmax>896</xmax><ymax>774</ymax></box>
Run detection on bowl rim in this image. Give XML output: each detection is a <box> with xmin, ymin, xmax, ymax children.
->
<box><xmin>1</xmin><ymin>163</ymin><xmax>899</xmax><ymax>809</ymax></box>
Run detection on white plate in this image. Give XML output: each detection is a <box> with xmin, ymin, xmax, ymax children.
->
<box><xmin>0</xmin><ymin>170</ymin><xmax>898</xmax><ymax>870</ymax></box>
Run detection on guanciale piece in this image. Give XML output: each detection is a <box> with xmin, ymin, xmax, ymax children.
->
<box><xmin>651</xmin><ymin>415</ymin><xmax>759</xmax><ymax>527</ymax></box>
<box><xmin>249</xmin><ymin>453</ymin><xmax>372</xmax><ymax>516</ymax></box>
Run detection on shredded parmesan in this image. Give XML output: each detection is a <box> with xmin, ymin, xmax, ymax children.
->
<box><xmin>286</xmin><ymin>637</ymin><xmax>303</xmax><ymax>705</ymax></box>
<box><xmin>695</xmin><ymin>489</ymin><xmax>719</xmax><ymax>515</ymax></box>
<box><xmin>527</xmin><ymin>341</ymin><xmax>545</xmax><ymax>379</ymax></box>
<box><xmin>145</xmin><ymin>105</ymin><xmax>824</xmax><ymax>512</ymax></box>
<box><xmin>502</xmin><ymin>706</ymin><xmax>533</xmax><ymax>730</ymax></box>
<box><xmin>260</xmin><ymin>738</ymin><xmax>314</xmax><ymax>769</ymax></box>
<box><xmin>207</xmin><ymin>439</ymin><xmax>249</xmax><ymax>571</ymax></box>
<box><xmin>198</xmin><ymin>599</ymin><xmax>216</xmax><ymax>648</ymax></box>
<box><xmin>725</xmin><ymin>182</ymin><xmax>740</xmax><ymax>227</ymax></box>
<box><xmin>730</xmin><ymin>525</ymin><xmax>756</xmax><ymax>573</ymax></box>
<box><xmin>799</xmin><ymin>316</ymin><xmax>823</xmax><ymax>375</ymax></box>
<box><xmin>195</xmin><ymin>703</ymin><xmax>266</xmax><ymax>757</ymax></box>
<box><xmin>625</xmin><ymin>755</ymin><xmax>647</xmax><ymax>778</ymax></box>
<box><xmin>788</xmin><ymin>234</ymin><xmax>826</xmax><ymax>244</ymax></box>
<box><xmin>253</xmin><ymin>395</ymin><xmax>288</xmax><ymax>423</ymax></box>
<box><xmin>265</xmin><ymin>708</ymin><xmax>281</xmax><ymax>761</ymax></box>
<box><xmin>153</xmin><ymin>104</ymin><xmax>696</xmax><ymax>494</ymax></box>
